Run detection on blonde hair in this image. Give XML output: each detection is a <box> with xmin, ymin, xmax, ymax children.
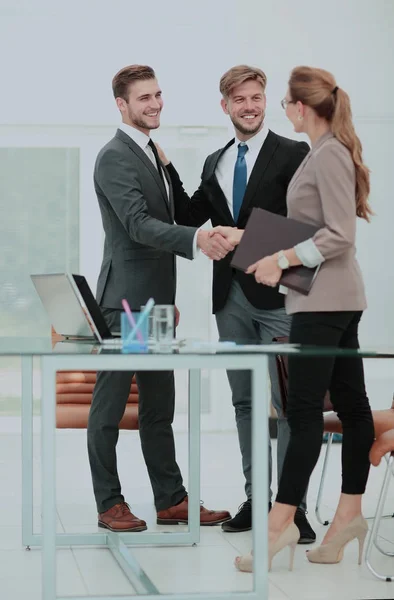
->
<box><xmin>289</xmin><ymin>66</ymin><xmax>372</xmax><ymax>221</ymax></box>
<box><xmin>220</xmin><ymin>65</ymin><xmax>267</xmax><ymax>98</ymax></box>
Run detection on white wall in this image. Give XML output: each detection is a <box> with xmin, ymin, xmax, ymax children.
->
<box><xmin>0</xmin><ymin>0</ymin><xmax>237</xmax><ymax>127</ymax></box>
<box><xmin>1</xmin><ymin>0</ymin><xmax>394</xmax><ymax>412</ymax></box>
<box><xmin>0</xmin><ymin>0</ymin><xmax>392</xmax><ymax>124</ymax></box>
<box><xmin>235</xmin><ymin>0</ymin><xmax>393</xmax><ymax>119</ymax></box>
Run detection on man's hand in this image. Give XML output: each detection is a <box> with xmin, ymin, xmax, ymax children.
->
<box><xmin>154</xmin><ymin>142</ymin><xmax>170</xmax><ymax>166</ymax></box>
<box><xmin>197</xmin><ymin>230</ymin><xmax>235</xmax><ymax>260</ymax></box>
<box><xmin>175</xmin><ymin>305</ymin><xmax>180</xmax><ymax>328</ymax></box>
<box><xmin>209</xmin><ymin>226</ymin><xmax>244</xmax><ymax>247</ymax></box>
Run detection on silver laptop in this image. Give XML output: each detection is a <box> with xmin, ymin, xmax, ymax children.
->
<box><xmin>31</xmin><ymin>273</ymin><xmax>121</xmax><ymax>344</ymax></box>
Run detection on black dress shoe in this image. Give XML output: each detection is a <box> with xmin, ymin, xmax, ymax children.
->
<box><xmin>294</xmin><ymin>508</ymin><xmax>316</xmax><ymax>544</ymax></box>
<box><xmin>221</xmin><ymin>500</ymin><xmax>252</xmax><ymax>532</ymax></box>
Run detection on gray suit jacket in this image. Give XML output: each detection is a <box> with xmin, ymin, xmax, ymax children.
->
<box><xmin>94</xmin><ymin>129</ymin><xmax>197</xmax><ymax>310</ymax></box>
<box><xmin>285</xmin><ymin>132</ymin><xmax>367</xmax><ymax>314</ymax></box>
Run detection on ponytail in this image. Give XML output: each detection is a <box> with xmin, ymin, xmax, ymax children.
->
<box><xmin>331</xmin><ymin>88</ymin><xmax>372</xmax><ymax>221</ymax></box>
<box><xmin>289</xmin><ymin>66</ymin><xmax>373</xmax><ymax>222</ymax></box>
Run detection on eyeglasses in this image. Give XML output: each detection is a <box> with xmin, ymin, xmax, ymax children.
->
<box><xmin>281</xmin><ymin>98</ymin><xmax>295</xmax><ymax>110</ymax></box>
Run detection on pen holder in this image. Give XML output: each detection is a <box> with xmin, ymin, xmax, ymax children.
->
<box><xmin>121</xmin><ymin>311</ymin><xmax>149</xmax><ymax>353</ymax></box>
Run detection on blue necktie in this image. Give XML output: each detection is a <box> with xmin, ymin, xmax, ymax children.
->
<box><xmin>232</xmin><ymin>143</ymin><xmax>248</xmax><ymax>222</ymax></box>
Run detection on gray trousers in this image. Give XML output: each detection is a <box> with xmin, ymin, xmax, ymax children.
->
<box><xmin>87</xmin><ymin>308</ymin><xmax>187</xmax><ymax>514</ymax></box>
<box><xmin>215</xmin><ymin>279</ymin><xmax>307</xmax><ymax>510</ymax></box>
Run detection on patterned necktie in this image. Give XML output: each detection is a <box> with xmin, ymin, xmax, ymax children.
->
<box><xmin>148</xmin><ymin>139</ymin><xmax>165</xmax><ymax>184</ymax></box>
<box><xmin>232</xmin><ymin>143</ymin><xmax>248</xmax><ymax>222</ymax></box>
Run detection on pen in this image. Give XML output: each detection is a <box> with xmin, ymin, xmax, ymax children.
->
<box><xmin>121</xmin><ymin>299</ymin><xmax>144</xmax><ymax>343</ymax></box>
<box><xmin>126</xmin><ymin>298</ymin><xmax>155</xmax><ymax>345</ymax></box>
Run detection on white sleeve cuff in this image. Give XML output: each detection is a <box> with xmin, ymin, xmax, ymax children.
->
<box><xmin>279</xmin><ymin>284</ymin><xmax>288</xmax><ymax>295</ymax></box>
<box><xmin>294</xmin><ymin>238</ymin><xmax>325</xmax><ymax>268</ymax></box>
<box><xmin>192</xmin><ymin>229</ymin><xmax>200</xmax><ymax>258</ymax></box>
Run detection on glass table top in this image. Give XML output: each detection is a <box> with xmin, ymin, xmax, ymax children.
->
<box><xmin>0</xmin><ymin>336</ymin><xmax>393</xmax><ymax>358</ymax></box>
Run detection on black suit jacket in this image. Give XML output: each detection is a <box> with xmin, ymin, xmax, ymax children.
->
<box><xmin>168</xmin><ymin>130</ymin><xmax>310</xmax><ymax>314</ymax></box>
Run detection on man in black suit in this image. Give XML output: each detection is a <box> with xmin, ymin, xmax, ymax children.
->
<box><xmin>156</xmin><ymin>65</ymin><xmax>316</xmax><ymax>542</ymax></box>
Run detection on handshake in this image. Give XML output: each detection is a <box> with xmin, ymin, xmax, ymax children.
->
<box><xmin>154</xmin><ymin>143</ymin><xmax>244</xmax><ymax>261</ymax></box>
<box><xmin>197</xmin><ymin>226</ymin><xmax>244</xmax><ymax>261</ymax></box>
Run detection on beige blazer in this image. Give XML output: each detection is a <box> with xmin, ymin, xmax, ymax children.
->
<box><xmin>285</xmin><ymin>131</ymin><xmax>367</xmax><ymax>315</ymax></box>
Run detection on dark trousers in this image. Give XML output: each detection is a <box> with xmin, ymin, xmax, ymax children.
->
<box><xmin>214</xmin><ymin>279</ymin><xmax>308</xmax><ymax>507</ymax></box>
<box><xmin>276</xmin><ymin>311</ymin><xmax>374</xmax><ymax>507</ymax></box>
<box><xmin>87</xmin><ymin>308</ymin><xmax>186</xmax><ymax>513</ymax></box>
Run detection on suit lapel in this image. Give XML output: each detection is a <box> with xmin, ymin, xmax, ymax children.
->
<box><xmin>238</xmin><ymin>130</ymin><xmax>279</xmax><ymax>219</ymax></box>
<box><xmin>205</xmin><ymin>140</ymin><xmax>236</xmax><ymax>224</ymax></box>
<box><xmin>287</xmin><ymin>133</ymin><xmax>333</xmax><ymax>194</ymax></box>
<box><xmin>162</xmin><ymin>164</ymin><xmax>175</xmax><ymax>221</ymax></box>
<box><xmin>208</xmin><ymin>176</ymin><xmax>235</xmax><ymax>224</ymax></box>
<box><xmin>115</xmin><ymin>129</ymin><xmax>171</xmax><ymax>219</ymax></box>
<box><xmin>287</xmin><ymin>152</ymin><xmax>311</xmax><ymax>195</ymax></box>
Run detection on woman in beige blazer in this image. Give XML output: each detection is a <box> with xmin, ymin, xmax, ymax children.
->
<box><xmin>216</xmin><ymin>66</ymin><xmax>375</xmax><ymax>572</ymax></box>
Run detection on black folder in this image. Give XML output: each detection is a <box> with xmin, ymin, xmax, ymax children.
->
<box><xmin>231</xmin><ymin>208</ymin><xmax>321</xmax><ymax>296</ymax></box>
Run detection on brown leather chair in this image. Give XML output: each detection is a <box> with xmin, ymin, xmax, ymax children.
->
<box><xmin>51</xmin><ymin>327</ymin><xmax>139</xmax><ymax>430</ymax></box>
<box><xmin>56</xmin><ymin>371</ymin><xmax>139</xmax><ymax>429</ymax></box>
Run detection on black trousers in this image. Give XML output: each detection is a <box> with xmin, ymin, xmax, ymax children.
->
<box><xmin>87</xmin><ymin>308</ymin><xmax>186</xmax><ymax>513</ymax></box>
<box><xmin>276</xmin><ymin>311</ymin><xmax>374</xmax><ymax>507</ymax></box>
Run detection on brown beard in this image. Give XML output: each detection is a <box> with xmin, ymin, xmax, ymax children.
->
<box><xmin>127</xmin><ymin>107</ymin><xmax>161</xmax><ymax>131</ymax></box>
<box><xmin>230</xmin><ymin>112</ymin><xmax>265</xmax><ymax>136</ymax></box>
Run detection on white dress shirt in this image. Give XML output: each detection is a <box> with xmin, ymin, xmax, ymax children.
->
<box><xmin>118</xmin><ymin>122</ymin><xmax>198</xmax><ymax>256</ymax></box>
<box><xmin>118</xmin><ymin>122</ymin><xmax>170</xmax><ymax>198</ymax></box>
<box><xmin>216</xmin><ymin>124</ymin><xmax>269</xmax><ymax>218</ymax></box>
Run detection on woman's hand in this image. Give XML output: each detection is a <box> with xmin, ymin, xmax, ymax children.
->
<box><xmin>246</xmin><ymin>256</ymin><xmax>282</xmax><ymax>287</ymax></box>
<box><xmin>209</xmin><ymin>226</ymin><xmax>244</xmax><ymax>246</ymax></box>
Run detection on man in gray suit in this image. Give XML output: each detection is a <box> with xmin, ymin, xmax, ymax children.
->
<box><xmin>88</xmin><ymin>64</ymin><xmax>232</xmax><ymax>532</ymax></box>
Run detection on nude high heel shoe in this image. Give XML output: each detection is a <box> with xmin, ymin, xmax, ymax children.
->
<box><xmin>307</xmin><ymin>515</ymin><xmax>368</xmax><ymax>565</ymax></box>
<box><xmin>234</xmin><ymin>522</ymin><xmax>300</xmax><ymax>572</ymax></box>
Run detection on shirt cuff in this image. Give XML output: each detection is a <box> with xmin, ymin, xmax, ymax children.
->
<box><xmin>192</xmin><ymin>229</ymin><xmax>200</xmax><ymax>258</ymax></box>
<box><xmin>294</xmin><ymin>238</ymin><xmax>325</xmax><ymax>268</ymax></box>
<box><xmin>279</xmin><ymin>284</ymin><xmax>288</xmax><ymax>295</ymax></box>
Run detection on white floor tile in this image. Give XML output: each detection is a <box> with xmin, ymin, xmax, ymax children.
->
<box><xmin>222</xmin><ymin>529</ymin><xmax>253</xmax><ymax>555</ymax></box>
<box><xmin>0</xmin><ymin>548</ymin><xmax>87</xmax><ymax>596</ymax></box>
<box><xmin>372</xmin><ymin>516</ymin><xmax>394</xmax><ymax>544</ymax></box>
<box><xmin>0</xmin><ymin>526</ymin><xmax>23</xmax><ymax>550</ymax></box>
<box><xmin>0</xmin><ymin>577</ymin><xmax>42</xmax><ymax>600</ymax></box>
<box><xmin>268</xmin><ymin>581</ymin><xmax>293</xmax><ymax>600</ymax></box>
<box><xmin>3</xmin><ymin>429</ymin><xmax>394</xmax><ymax>599</ymax></box>
<box><xmin>0</xmin><ymin>501</ymin><xmax>63</xmax><ymax>531</ymax></box>
<box><xmin>57</xmin><ymin>502</ymin><xmax>98</xmax><ymax>527</ymax></box>
<box><xmin>72</xmin><ymin>548</ymin><xmax>136</xmax><ymax>596</ymax></box>
<box><xmin>131</xmin><ymin>544</ymin><xmax>254</xmax><ymax>594</ymax></box>
<box><xmin>273</xmin><ymin>561</ymin><xmax>394</xmax><ymax>600</ymax></box>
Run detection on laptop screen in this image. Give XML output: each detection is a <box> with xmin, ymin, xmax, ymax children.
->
<box><xmin>31</xmin><ymin>273</ymin><xmax>114</xmax><ymax>341</ymax></box>
<box><xmin>31</xmin><ymin>273</ymin><xmax>97</xmax><ymax>339</ymax></box>
<box><xmin>71</xmin><ymin>274</ymin><xmax>114</xmax><ymax>340</ymax></box>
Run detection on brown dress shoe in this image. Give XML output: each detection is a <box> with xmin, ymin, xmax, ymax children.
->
<box><xmin>98</xmin><ymin>502</ymin><xmax>147</xmax><ymax>532</ymax></box>
<box><xmin>157</xmin><ymin>496</ymin><xmax>231</xmax><ymax>526</ymax></box>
